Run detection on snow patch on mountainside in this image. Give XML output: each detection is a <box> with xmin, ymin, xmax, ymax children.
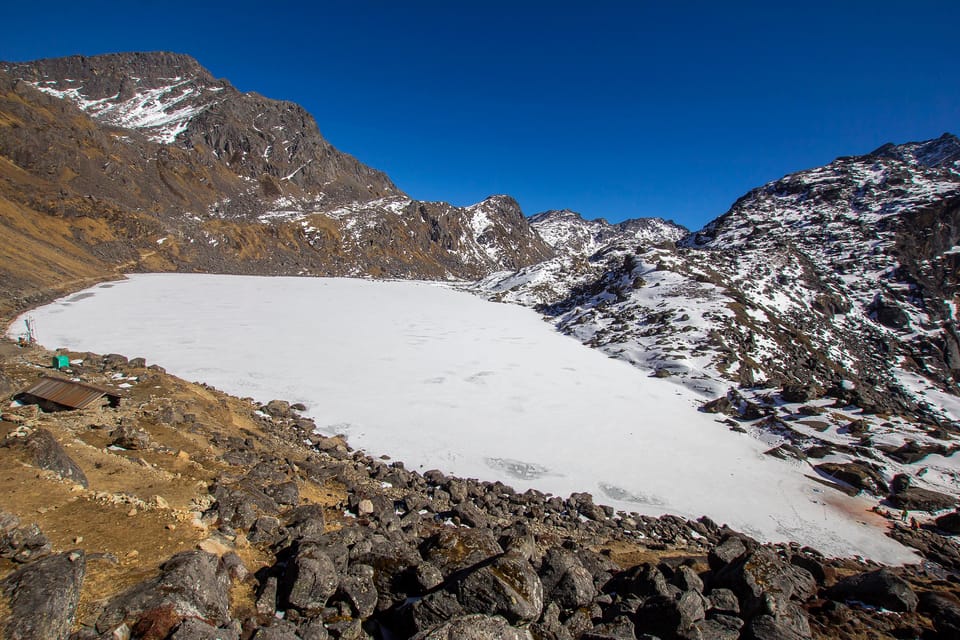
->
<box><xmin>30</xmin><ymin>76</ymin><xmax>218</xmax><ymax>143</ymax></box>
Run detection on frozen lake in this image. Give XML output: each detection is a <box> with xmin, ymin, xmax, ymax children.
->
<box><xmin>10</xmin><ymin>273</ymin><xmax>915</xmax><ymax>562</ymax></box>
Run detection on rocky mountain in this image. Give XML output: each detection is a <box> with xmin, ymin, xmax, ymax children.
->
<box><xmin>529</xmin><ymin>209</ymin><xmax>687</xmax><ymax>256</ymax></box>
<box><xmin>0</xmin><ymin>52</ymin><xmax>553</xmax><ymax>317</ymax></box>
<box><xmin>474</xmin><ymin>134</ymin><xmax>960</xmax><ymax>531</ymax></box>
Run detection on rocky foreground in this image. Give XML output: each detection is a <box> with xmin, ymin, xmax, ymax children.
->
<box><xmin>0</xmin><ymin>341</ymin><xmax>958</xmax><ymax>640</ymax></box>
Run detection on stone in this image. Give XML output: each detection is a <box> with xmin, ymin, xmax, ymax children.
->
<box><xmin>814</xmin><ymin>462</ymin><xmax>886</xmax><ymax>495</ymax></box>
<box><xmin>284</xmin><ymin>505</ymin><xmax>327</xmax><ymax>542</ymax></box>
<box><xmin>336</xmin><ymin>564</ymin><xmax>378</xmax><ymax>618</ymax></box>
<box><xmin>539</xmin><ymin>547</ymin><xmax>596</xmax><ymax>609</ymax></box>
<box><xmin>111</xmin><ymin>425</ymin><xmax>151</xmax><ymax>450</ymax></box>
<box><xmin>170</xmin><ymin>617</ymin><xmax>240</xmax><ymax>639</ymax></box>
<box><xmin>411</xmin><ymin>614</ymin><xmax>532</xmax><ymax>640</ymax></box>
<box><xmin>421</xmin><ymin>528</ymin><xmax>503</xmax><ymax>576</ymax></box>
<box><xmin>2</xmin><ymin>550</ymin><xmax>85</xmax><ymax>640</ymax></box>
<box><xmin>456</xmin><ymin>552</ymin><xmax>544</xmax><ymax>624</ymax></box>
<box><xmin>936</xmin><ymin>511</ymin><xmax>960</xmax><ymax>534</ymax></box>
<box><xmin>712</xmin><ymin>547</ymin><xmax>816</xmax><ymax>619</ymax></box>
<box><xmin>888</xmin><ymin>486</ymin><xmax>956</xmax><ymax>512</ymax></box>
<box><xmin>96</xmin><ymin>551</ymin><xmax>231</xmax><ymax>633</ymax></box>
<box><xmin>707</xmin><ymin>588</ymin><xmax>741</xmax><ymax>616</ymax></box>
<box><xmin>744</xmin><ymin>610</ymin><xmax>812</xmax><ymax>640</ymax></box>
<box><xmin>827</xmin><ymin>568</ymin><xmax>918</xmax><ymax>612</ymax></box>
<box><xmin>282</xmin><ymin>545</ymin><xmax>340</xmax><ymax>614</ymax></box>
<box><xmin>708</xmin><ymin>536</ymin><xmax>747</xmax><ymax>571</ymax></box>
<box><xmin>264</xmin><ymin>400</ymin><xmax>291</xmax><ymax>418</ymax></box>
<box><xmin>633</xmin><ymin>590</ymin><xmax>706</xmax><ymax>638</ymax></box>
<box><xmin>919</xmin><ymin>591</ymin><xmax>960</xmax><ymax>640</ymax></box>
<box><xmin>13</xmin><ymin>428</ymin><xmax>89</xmax><ymax>487</ymax></box>
<box><xmin>672</xmin><ymin>565</ymin><xmax>704</xmax><ymax>593</ymax></box>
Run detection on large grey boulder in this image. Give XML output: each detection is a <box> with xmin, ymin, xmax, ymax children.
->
<box><xmin>282</xmin><ymin>544</ymin><xmax>340</xmax><ymax>614</ymax></box>
<box><xmin>2</xmin><ymin>550</ymin><xmax>85</xmax><ymax>640</ymax></box>
<box><xmin>539</xmin><ymin>547</ymin><xmax>596</xmax><ymax>609</ymax></box>
<box><xmin>456</xmin><ymin>552</ymin><xmax>544</xmax><ymax>624</ymax></box>
<box><xmin>827</xmin><ymin>568</ymin><xmax>918</xmax><ymax>612</ymax></box>
<box><xmin>411</xmin><ymin>614</ymin><xmax>532</xmax><ymax>640</ymax></box>
<box><xmin>12</xmin><ymin>428</ymin><xmax>88</xmax><ymax>488</ymax></box>
<box><xmin>96</xmin><ymin>551</ymin><xmax>231</xmax><ymax>633</ymax></box>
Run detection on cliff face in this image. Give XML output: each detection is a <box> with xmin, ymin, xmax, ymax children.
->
<box><xmin>0</xmin><ymin>52</ymin><xmax>554</xmax><ymax>317</ymax></box>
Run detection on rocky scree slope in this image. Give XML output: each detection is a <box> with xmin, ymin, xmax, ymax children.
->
<box><xmin>475</xmin><ymin>135</ymin><xmax>960</xmax><ymax>535</ymax></box>
<box><xmin>1</xmin><ymin>341</ymin><xmax>959</xmax><ymax>640</ymax></box>
<box><xmin>0</xmin><ymin>52</ymin><xmax>553</xmax><ymax>317</ymax></box>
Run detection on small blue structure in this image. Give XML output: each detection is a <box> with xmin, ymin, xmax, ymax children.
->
<box><xmin>52</xmin><ymin>355</ymin><xmax>70</xmax><ymax>370</ymax></box>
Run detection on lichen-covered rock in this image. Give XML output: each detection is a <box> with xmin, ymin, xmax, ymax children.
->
<box><xmin>456</xmin><ymin>552</ymin><xmax>544</xmax><ymax>624</ymax></box>
<box><xmin>411</xmin><ymin>614</ymin><xmax>532</xmax><ymax>640</ymax></box>
<box><xmin>96</xmin><ymin>551</ymin><xmax>231</xmax><ymax>633</ymax></box>
<box><xmin>828</xmin><ymin>568</ymin><xmax>918</xmax><ymax>612</ymax></box>
<box><xmin>2</xmin><ymin>550</ymin><xmax>85</xmax><ymax>640</ymax></box>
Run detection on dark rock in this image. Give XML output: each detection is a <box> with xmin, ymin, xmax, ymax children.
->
<box><xmin>702</xmin><ymin>396</ymin><xmax>734</xmax><ymax>414</ymax></box>
<box><xmin>170</xmin><ymin>617</ymin><xmax>240</xmax><ymax>640</ymax></box>
<box><xmin>456</xmin><ymin>552</ymin><xmax>544</xmax><ymax>624</ymax></box>
<box><xmin>96</xmin><ymin>551</ymin><xmax>231</xmax><ymax>632</ymax></box>
<box><xmin>691</xmin><ymin>616</ymin><xmax>741</xmax><ymax>640</ymax></box>
<box><xmin>256</xmin><ymin>575</ymin><xmax>279</xmax><ymax>617</ymax></box>
<box><xmin>707</xmin><ymin>588</ymin><xmax>740</xmax><ymax>616</ymax></box>
<box><xmin>814</xmin><ymin>462</ymin><xmax>886</xmax><ymax>495</ymax></box>
<box><xmin>421</xmin><ymin>528</ymin><xmax>503</xmax><ymax>576</ymax></box>
<box><xmin>452</xmin><ymin>501</ymin><xmax>489</xmax><ymax>528</ymax></box>
<box><xmin>888</xmin><ymin>486</ymin><xmax>956</xmax><ymax>512</ymax></box>
<box><xmin>11</xmin><ymin>428</ymin><xmax>88</xmax><ymax>487</ymax></box>
<box><xmin>248</xmin><ymin>515</ymin><xmax>282</xmax><ymax>545</ymax></box>
<box><xmin>781</xmin><ymin>385</ymin><xmax>816</xmax><ymax>403</ymax></box>
<box><xmin>538</xmin><ymin>547</ymin><xmax>596</xmax><ymax>609</ymax></box>
<box><xmin>633</xmin><ymin>591</ymin><xmax>705</xmax><ymax>639</ymax></box>
<box><xmin>324</xmin><ymin>618</ymin><xmax>365</xmax><ymax>640</ymax></box>
<box><xmin>408</xmin><ymin>590</ymin><xmax>466</xmax><ymax>634</ymax></box>
<box><xmin>410</xmin><ymin>613</ymin><xmax>531</xmax><ymax>640</ymax></box>
<box><xmin>0</xmin><ymin>513</ymin><xmax>52</xmax><ymax>563</ymax></box>
<box><xmin>919</xmin><ymin>591</ymin><xmax>960</xmax><ymax>640</ymax></box>
<box><xmin>413</xmin><ymin>562</ymin><xmax>445</xmax><ymax>591</ymax></box>
<box><xmin>581</xmin><ymin>615</ymin><xmax>635</xmax><ymax>639</ymax></box>
<box><xmin>936</xmin><ymin>511</ymin><xmax>960</xmax><ymax>534</ymax></box>
<box><xmin>671</xmin><ymin>565</ymin><xmax>704</xmax><ymax>593</ymax></box>
<box><xmin>743</xmin><ymin>610</ymin><xmax>812</xmax><ymax>640</ymax></box>
<box><xmin>612</xmin><ymin>562</ymin><xmax>679</xmax><ymax>599</ymax></box>
<box><xmin>264</xmin><ymin>481</ymin><xmax>300</xmax><ymax>507</ymax></box>
<box><xmin>827</xmin><ymin>568</ymin><xmax>918</xmax><ymax>612</ymax></box>
<box><xmin>712</xmin><ymin>547</ymin><xmax>816</xmax><ymax>619</ymax></box>
<box><xmin>282</xmin><ymin>544</ymin><xmax>340</xmax><ymax>615</ymax></box>
<box><xmin>1</xmin><ymin>550</ymin><xmax>85</xmax><ymax>640</ymax></box>
<box><xmin>110</xmin><ymin>424</ymin><xmax>151</xmax><ymax>450</ymax></box>
<box><xmin>335</xmin><ymin>564</ymin><xmax>378</xmax><ymax>619</ymax></box>
<box><xmin>284</xmin><ymin>505</ymin><xmax>326</xmax><ymax>542</ymax></box>
<box><xmin>707</xmin><ymin>535</ymin><xmax>748</xmax><ymax>571</ymax></box>
<box><xmin>297</xmin><ymin>618</ymin><xmax>330</xmax><ymax>640</ymax></box>
<box><xmin>264</xmin><ymin>400</ymin><xmax>292</xmax><ymax>418</ymax></box>
<box><xmin>252</xmin><ymin>621</ymin><xmax>302</xmax><ymax>639</ymax></box>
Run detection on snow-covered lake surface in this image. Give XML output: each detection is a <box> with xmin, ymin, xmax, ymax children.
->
<box><xmin>10</xmin><ymin>274</ymin><xmax>915</xmax><ymax>562</ymax></box>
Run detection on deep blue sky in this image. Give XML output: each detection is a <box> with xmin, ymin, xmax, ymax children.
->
<box><xmin>3</xmin><ymin>2</ymin><xmax>958</xmax><ymax>229</ymax></box>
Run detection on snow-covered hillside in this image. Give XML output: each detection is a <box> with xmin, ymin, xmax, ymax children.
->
<box><xmin>530</xmin><ymin>209</ymin><xmax>687</xmax><ymax>256</ymax></box>
<box><xmin>472</xmin><ymin>136</ymin><xmax>960</xmax><ymax>539</ymax></box>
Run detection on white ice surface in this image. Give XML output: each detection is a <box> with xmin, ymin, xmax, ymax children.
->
<box><xmin>10</xmin><ymin>273</ymin><xmax>916</xmax><ymax>563</ymax></box>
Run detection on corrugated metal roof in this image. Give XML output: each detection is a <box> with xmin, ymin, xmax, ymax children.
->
<box><xmin>20</xmin><ymin>376</ymin><xmax>120</xmax><ymax>409</ymax></box>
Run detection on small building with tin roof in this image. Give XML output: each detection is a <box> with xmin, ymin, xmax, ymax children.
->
<box><xmin>16</xmin><ymin>375</ymin><xmax>121</xmax><ymax>411</ymax></box>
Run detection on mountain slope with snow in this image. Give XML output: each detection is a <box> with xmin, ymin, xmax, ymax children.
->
<box><xmin>473</xmin><ymin>135</ymin><xmax>960</xmax><ymax>534</ymax></box>
<box><xmin>0</xmin><ymin>52</ymin><xmax>553</xmax><ymax>292</ymax></box>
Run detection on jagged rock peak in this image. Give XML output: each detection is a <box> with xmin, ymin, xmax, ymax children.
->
<box><xmin>869</xmin><ymin>132</ymin><xmax>960</xmax><ymax>169</ymax></box>
<box><xmin>530</xmin><ymin>208</ymin><xmax>686</xmax><ymax>256</ymax></box>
